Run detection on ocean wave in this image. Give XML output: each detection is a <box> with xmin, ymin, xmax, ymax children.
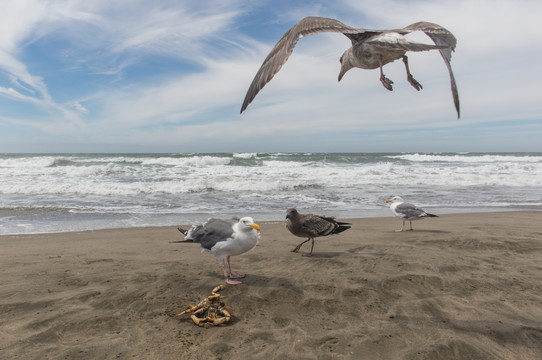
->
<box><xmin>2</xmin><ymin>157</ymin><xmax>542</xmax><ymax>198</ymax></box>
<box><xmin>140</xmin><ymin>155</ymin><xmax>232</xmax><ymax>167</ymax></box>
<box><xmin>1</xmin><ymin>152</ymin><xmax>542</xmax><ymax>235</ymax></box>
<box><xmin>387</xmin><ymin>153</ymin><xmax>542</xmax><ymax>163</ymax></box>
<box><xmin>233</xmin><ymin>152</ymin><xmax>258</xmax><ymax>159</ymax></box>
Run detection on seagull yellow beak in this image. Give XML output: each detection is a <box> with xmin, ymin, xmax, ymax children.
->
<box><xmin>251</xmin><ymin>223</ymin><xmax>260</xmax><ymax>231</ymax></box>
<box><xmin>386</xmin><ymin>199</ymin><xmax>392</xmax><ymax>203</ymax></box>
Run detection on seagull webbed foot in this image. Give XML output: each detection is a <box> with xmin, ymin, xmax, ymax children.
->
<box><xmin>380</xmin><ymin>74</ymin><xmax>394</xmax><ymax>91</ymax></box>
<box><xmin>225</xmin><ymin>278</ymin><xmax>242</xmax><ymax>285</ymax></box>
<box><xmin>229</xmin><ymin>272</ymin><xmax>245</xmax><ymax>279</ymax></box>
<box><xmin>407</xmin><ymin>74</ymin><xmax>423</xmax><ymax>91</ymax></box>
<box><xmin>292</xmin><ymin>238</ymin><xmax>311</xmax><ymax>253</ymax></box>
<box><xmin>402</xmin><ymin>55</ymin><xmax>422</xmax><ymax>91</ymax></box>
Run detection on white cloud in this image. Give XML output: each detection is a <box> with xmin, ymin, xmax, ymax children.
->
<box><xmin>342</xmin><ymin>0</ymin><xmax>542</xmax><ymax>53</ymax></box>
<box><xmin>0</xmin><ymin>49</ymin><xmax>50</xmax><ymax>101</ymax></box>
<box><xmin>71</xmin><ymin>101</ymin><xmax>88</xmax><ymax>113</ymax></box>
<box><xmin>0</xmin><ymin>0</ymin><xmax>246</xmax><ymax>135</ymax></box>
<box><xmin>0</xmin><ymin>0</ymin><xmax>541</xmax><ymax>152</ymax></box>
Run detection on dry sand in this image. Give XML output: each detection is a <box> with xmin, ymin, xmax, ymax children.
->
<box><xmin>1</xmin><ymin>212</ymin><xmax>542</xmax><ymax>359</ymax></box>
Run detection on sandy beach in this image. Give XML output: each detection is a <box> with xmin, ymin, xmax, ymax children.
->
<box><xmin>1</xmin><ymin>211</ymin><xmax>542</xmax><ymax>359</ymax></box>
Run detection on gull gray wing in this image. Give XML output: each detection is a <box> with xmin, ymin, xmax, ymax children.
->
<box><xmin>301</xmin><ymin>215</ymin><xmax>335</xmax><ymax>237</ymax></box>
<box><xmin>240</xmin><ymin>16</ymin><xmax>372</xmax><ymax>113</ymax></box>
<box><xmin>186</xmin><ymin>218</ymin><xmax>238</xmax><ymax>250</ymax></box>
<box><xmin>302</xmin><ymin>214</ymin><xmax>350</xmax><ymax>237</ymax></box>
<box><xmin>403</xmin><ymin>22</ymin><xmax>460</xmax><ymax>118</ymax></box>
<box><xmin>395</xmin><ymin>202</ymin><xmax>426</xmax><ymax>219</ymax></box>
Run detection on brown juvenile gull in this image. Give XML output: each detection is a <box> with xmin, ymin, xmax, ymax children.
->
<box><xmin>175</xmin><ymin>217</ymin><xmax>260</xmax><ymax>285</ymax></box>
<box><xmin>386</xmin><ymin>196</ymin><xmax>438</xmax><ymax>232</ymax></box>
<box><xmin>285</xmin><ymin>208</ymin><xmax>351</xmax><ymax>257</ymax></box>
<box><xmin>240</xmin><ymin>16</ymin><xmax>459</xmax><ymax>117</ymax></box>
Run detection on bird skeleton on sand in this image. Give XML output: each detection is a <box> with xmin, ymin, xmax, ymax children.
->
<box><xmin>241</xmin><ymin>16</ymin><xmax>459</xmax><ymax>118</ymax></box>
<box><xmin>386</xmin><ymin>196</ymin><xmax>438</xmax><ymax>232</ymax></box>
<box><xmin>175</xmin><ymin>217</ymin><xmax>260</xmax><ymax>285</ymax></box>
<box><xmin>285</xmin><ymin>208</ymin><xmax>351</xmax><ymax>257</ymax></box>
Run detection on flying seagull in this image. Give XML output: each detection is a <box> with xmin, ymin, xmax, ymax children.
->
<box><xmin>175</xmin><ymin>217</ymin><xmax>260</xmax><ymax>284</ymax></box>
<box><xmin>386</xmin><ymin>196</ymin><xmax>438</xmax><ymax>232</ymax></box>
<box><xmin>240</xmin><ymin>16</ymin><xmax>459</xmax><ymax>117</ymax></box>
<box><xmin>285</xmin><ymin>208</ymin><xmax>351</xmax><ymax>257</ymax></box>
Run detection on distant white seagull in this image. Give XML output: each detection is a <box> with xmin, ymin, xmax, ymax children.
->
<box><xmin>285</xmin><ymin>208</ymin><xmax>351</xmax><ymax>257</ymax></box>
<box><xmin>386</xmin><ymin>196</ymin><xmax>438</xmax><ymax>232</ymax></box>
<box><xmin>240</xmin><ymin>16</ymin><xmax>459</xmax><ymax>117</ymax></box>
<box><xmin>176</xmin><ymin>217</ymin><xmax>260</xmax><ymax>285</ymax></box>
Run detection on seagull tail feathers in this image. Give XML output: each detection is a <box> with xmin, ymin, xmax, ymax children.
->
<box><xmin>169</xmin><ymin>228</ymin><xmax>195</xmax><ymax>243</ymax></box>
<box><xmin>333</xmin><ymin>224</ymin><xmax>351</xmax><ymax>234</ymax></box>
<box><xmin>177</xmin><ymin>227</ymin><xmax>189</xmax><ymax>236</ymax></box>
<box><xmin>424</xmin><ymin>213</ymin><xmax>438</xmax><ymax>218</ymax></box>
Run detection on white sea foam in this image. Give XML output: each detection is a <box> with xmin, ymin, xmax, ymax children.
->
<box><xmin>387</xmin><ymin>153</ymin><xmax>542</xmax><ymax>163</ymax></box>
<box><xmin>1</xmin><ymin>153</ymin><xmax>541</xmax><ymax>234</ymax></box>
<box><xmin>233</xmin><ymin>152</ymin><xmax>258</xmax><ymax>159</ymax></box>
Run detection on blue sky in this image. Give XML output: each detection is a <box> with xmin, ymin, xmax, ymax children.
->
<box><xmin>1</xmin><ymin>0</ymin><xmax>541</xmax><ymax>153</ymax></box>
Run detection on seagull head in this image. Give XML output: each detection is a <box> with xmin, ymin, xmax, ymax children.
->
<box><xmin>238</xmin><ymin>217</ymin><xmax>260</xmax><ymax>232</ymax></box>
<box><xmin>285</xmin><ymin>208</ymin><xmax>298</xmax><ymax>219</ymax></box>
<box><xmin>338</xmin><ymin>49</ymin><xmax>354</xmax><ymax>82</ymax></box>
<box><xmin>386</xmin><ymin>196</ymin><xmax>404</xmax><ymax>204</ymax></box>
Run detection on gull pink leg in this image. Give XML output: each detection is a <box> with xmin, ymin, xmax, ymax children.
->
<box><xmin>379</xmin><ymin>55</ymin><xmax>394</xmax><ymax>91</ymax></box>
<box><xmin>302</xmin><ymin>238</ymin><xmax>315</xmax><ymax>257</ymax></box>
<box><xmin>292</xmin><ymin>238</ymin><xmax>311</xmax><ymax>253</ymax></box>
<box><xmin>222</xmin><ymin>258</ymin><xmax>242</xmax><ymax>285</ymax></box>
<box><xmin>395</xmin><ymin>220</ymin><xmax>405</xmax><ymax>232</ymax></box>
<box><xmin>402</xmin><ymin>55</ymin><xmax>423</xmax><ymax>91</ymax></box>
<box><xmin>227</xmin><ymin>256</ymin><xmax>245</xmax><ymax>279</ymax></box>
<box><xmin>221</xmin><ymin>259</ymin><xmax>229</xmax><ymax>278</ymax></box>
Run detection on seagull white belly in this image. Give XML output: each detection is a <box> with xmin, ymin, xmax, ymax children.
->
<box><xmin>353</xmin><ymin>43</ymin><xmax>406</xmax><ymax>69</ymax></box>
<box><xmin>210</xmin><ymin>235</ymin><xmax>259</xmax><ymax>258</ymax></box>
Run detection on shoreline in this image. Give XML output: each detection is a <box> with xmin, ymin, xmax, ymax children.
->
<box><xmin>1</xmin><ymin>211</ymin><xmax>542</xmax><ymax>359</ymax></box>
<box><xmin>2</xmin><ymin>208</ymin><xmax>539</xmax><ymax>237</ymax></box>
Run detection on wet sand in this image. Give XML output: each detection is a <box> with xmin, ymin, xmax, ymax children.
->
<box><xmin>1</xmin><ymin>212</ymin><xmax>542</xmax><ymax>359</ymax></box>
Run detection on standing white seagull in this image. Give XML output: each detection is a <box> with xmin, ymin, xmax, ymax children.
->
<box><xmin>386</xmin><ymin>196</ymin><xmax>438</xmax><ymax>232</ymax></box>
<box><xmin>175</xmin><ymin>217</ymin><xmax>260</xmax><ymax>285</ymax></box>
<box><xmin>240</xmin><ymin>16</ymin><xmax>459</xmax><ymax>117</ymax></box>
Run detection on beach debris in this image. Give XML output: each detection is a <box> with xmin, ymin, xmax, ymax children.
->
<box><xmin>175</xmin><ymin>285</ymin><xmax>232</xmax><ymax>326</ymax></box>
<box><xmin>286</xmin><ymin>208</ymin><xmax>351</xmax><ymax>257</ymax></box>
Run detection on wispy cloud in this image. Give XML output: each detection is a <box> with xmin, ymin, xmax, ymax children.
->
<box><xmin>0</xmin><ymin>49</ymin><xmax>50</xmax><ymax>101</ymax></box>
<box><xmin>0</xmin><ymin>0</ymin><xmax>246</xmax><ymax>131</ymax></box>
